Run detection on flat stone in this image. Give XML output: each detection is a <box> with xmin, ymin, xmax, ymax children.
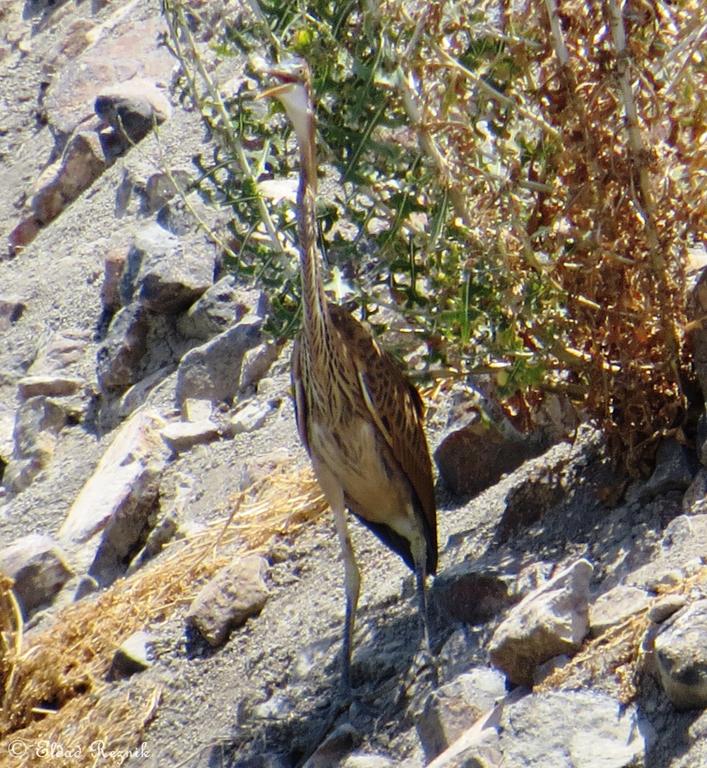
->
<box><xmin>96</xmin><ymin>303</ymin><xmax>150</xmax><ymax>392</ymax></box>
<box><xmin>28</xmin><ymin>328</ymin><xmax>91</xmax><ymax>375</ymax></box>
<box><xmin>431</xmin><ymin>690</ymin><xmax>652</xmax><ymax>768</ymax></box>
<box><xmin>176</xmin><ymin>277</ymin><xmax>261</xmax><ymax>341</ymax></box>
<box><xmin>589</xmin><ymin>585</ymin><xmax>651</xmax><ymax>637</ymax></box>
<box><xmin>108</xmin><ymin>630</ymin><xmax>156</xmax><ymax>679</ymax></box>
<box><xmin>17</xmin><ymin>374</ymin><xmax>84</xmax><ymax>400</ymax></box>
<box><xmin>489</xmin><ymin>559</ymin><xmax>593</xmax><ymax>685</ymax></box>
<box><xmin>648</xmin><ymin>594</ymin><xmax>688</xmax><ymax>624</ymax></box>
<box><xmin>417</xmin><ymin>668</ymin><xmax>506</xmax><ymax>761</ymax></box>
<box><xmin>3</xmin><ymin>396</ymin><xmax>67</xmax><ymax>493</ymax></box>
<box><xmin>506</xmin><ymin>691</ymin><xmax>650</xmax><ymax>767</ymax></box>
<box><xmin>30</xmin><ymin>130</ymin><xmax>107</xmax><ymax>225</ymax></box>
<box><xmin>128</xmin><ymin>222</ymin><xmax>214</xmax><ymax>314</ymax></box>
<box><xmin>175</xmin><ymin>315</ymin><xmax>263</xmax><ymax>407</ymax></box>
<box><xmin>654</xmin><ymin>599</ymin><xmax>707</xmax><ymax>710</ymax></box>
<box><xmin>182</xmin><ymin>398</ymin><xmax>213</xmax><ymax>422</ymax></box>
<box><xmin>161</xmin><ymin>419</ymin><xmax>219</xmax><ymax>453</ymax></box>
<box><xmin>435</xmin><ymin>417</ymin><xmax>545</xmax><ymax>498</ymax></box>
<box><xmin>227</xmin><ymin>399</ymin><xmax>275</xmax><ymax>435</ymax></box>
<box><xmin>239</xmin><ymin>340</ymin><xmax>283</xmax><ymax>393</ymax></box>
<box><xmin>59</xmin><ymin>409</ymin><xmax>170</xmax><ymax>585</ymax></box>
<box><xmin>186</xmin><ymin>555</ymin><xmax>269</xmax><ymax>646</ymax></box>
<box><xmin>0</xmin><ymin>533</ymin><xmax>72</xmax><ymax>617</ymax></box>
<box><xmin>44</xmin><ymin>16</ymin><xmax>175</xmax><ymax>137</ymax></box>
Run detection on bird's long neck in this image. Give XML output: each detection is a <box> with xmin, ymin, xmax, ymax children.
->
<box><xmin>294</xmin><ymin>103</ymin><xmax>331</xmax><ymax>345</ymax></box>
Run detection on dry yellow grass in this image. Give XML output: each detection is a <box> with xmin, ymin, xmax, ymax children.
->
<box><xmin>537</xmin><ymin>565</ymin><xmax>707</xmax><ymax>702</ymax></box>
<box><xmin>0</xmin><ymin>463</ymin><xmax>326</xmax><ymax>768</ymax></box>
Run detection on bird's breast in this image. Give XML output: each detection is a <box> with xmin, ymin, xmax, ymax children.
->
<box><xmin>309</xmin><ymin>415</ymin><xmax>417</xmax><ymax>541</ymax></box>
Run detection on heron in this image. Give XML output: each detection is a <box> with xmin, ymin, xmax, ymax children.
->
<box><xmin>258</xmin><ymin>58</ymin><xmax>438</xmax><ymax>695</ymax></box>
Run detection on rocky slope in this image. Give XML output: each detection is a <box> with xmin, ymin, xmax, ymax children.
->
<box><xmin>0</xmin><ymin>2</ymin><xmax>705</xmax><ymax>767</ymax></box>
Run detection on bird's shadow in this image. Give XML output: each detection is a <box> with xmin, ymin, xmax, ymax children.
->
<box><xmin>187</xmin><ymin>586</ymin><xmax>463</xmax><ymax>767</ymax></box>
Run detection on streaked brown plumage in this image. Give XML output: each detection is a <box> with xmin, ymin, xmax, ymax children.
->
<box><xmin>259</xmin><ymin>58</ymin><xmax>437</xmax><ymax>693</ymax></box>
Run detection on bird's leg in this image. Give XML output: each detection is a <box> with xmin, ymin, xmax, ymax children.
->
<box><xmin>313</xmin><ymin>460</ymin><xmax>360</xmax><ymax>699</ymax></box>
<box><xmin>412</xmin><ymin>540</ymin><xmax>438</xmax><ymax>687</ymax></box>
<box><xmin>415</xmin><ymin>561</ymin><xmax>434</xmax><ymax>656</ymax></box>
<box><xmin>332</xmin><ymin>500</ymin><xmax>360</xmax><ymax>698</ymax></box>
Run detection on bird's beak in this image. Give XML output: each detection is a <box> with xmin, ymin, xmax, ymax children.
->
<box><xmin>255</xmin><ymin>82</ymin><xmax>291</xmax><ymax>101</ymax></box>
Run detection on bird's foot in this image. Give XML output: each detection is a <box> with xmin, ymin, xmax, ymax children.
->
<box><xmin>394</xmin><ymin>649</ymin><xmax>439</xmax><ymax>706</ymax></box>
<box><xmin>412</xmin><ymin>647</ymin><xmax>439</xmax><ymax>688</ymax></box>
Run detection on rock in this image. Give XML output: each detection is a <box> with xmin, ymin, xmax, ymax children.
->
<box><xmin>44</xmin><ymin>16</ymin><xmax>175</xmax><ymax>137</ymax></box>
<box><xmin>227</xmin><ymin>399</ymin><xmax>276</xmax><ymax>435</ymax></box>
<box><xmin>648</xmin><ymin>594</ymin><xmax>688</xmax><ymax>624</ymax></box>
<box><xmin>302</xmin><ymin>724</ymin><xmax>359</xmax><ymax>768</ymax></box>
<box><xmin>532</xmin><ymin>654</ymin><xmax>571</xmax><ymax>685</ymax></box>
<box><xmin>0</xmin><ymin>408</ymin><xmax>14</xmax><ymax>466</ymax></box>
<box><xmin>236</xmin><ymin>449</ymin><xmax>292</xmax><ymax>494</ymax></box>
<box><xmin>127</xmin><ymin>222</ymin><xmax>215</xmax><ymax>314</ymax></box>
<box><xmin>417</xmin><ymin>668</ymin><xmax>506</xmax><ymax>761</ymax></box>
<box><xmin>426</xmin><ymin>695</ymin><xmax>504</xmax><ymax>768</ymax></box>
<box><xmin>108</xmin><ymin>630</ymin><xmax>156</xmax><ymax>679</ymax></box>
<box><xmin>435</xmin><ymin>690</ymin><xmax>653</xmax><ymax>768</ymax></box>
<box><xmin>117</xmin><ymin>366</ymin><xmax>174</xmax><ymax>420</ymax></box>
<box><xmin>94</xmin><ymin>79</ymin><xmax>172</xmax><ymax>146</ymax></box>
<box><xmin>589</xmin><ymin>585</ymin><xmax>651</xmax><ymax>637</ymax></box>
<box><xmin>629</xmin><ymin>515</ymin><xmax>707</xmax><ymax>590</ymax></box>
<box><xmin>0</xmin><ymin>295</ymin><xmax>26</xmax><ymax>331</ymax></box>
<box><xmin>239</xmin><ymin>340</ymin><xmax>284</xmax><ymax>392</ymax></box>
<box><xmin>3</xmin><ymin>396</ymin><xmax>67</xmax><ymax>493</ymax></box>
<box><xmin>183</xmin><ymin>398</ymin><xmax>213</xmax><ymax>422</ymax></box>
<box><xmin>342</xmin><ymin>755</ymin><xmax>394</xmax><ymax>768</ymax></box>
<box><xmin>433</xmin><ymin>564</ymin><xmax>519</xmax><ymax>626</ymax></box>
<box><xmin>496</xmin><ymin>465</ymin><xmax>565</xmax><ymax>543</ymax></box>
<box><xmin>698</xmin><ymin>410</ymin><xmax>707</xmax><ymax>468</ymax></box>
<box><xmin>654</xmin><ymin>599</ymin><xmax>707</xmax><ymax>710</ymax></box>
<box><xmin>175</xmin><ymin>315</ymin><xmax>263</xmax><ymax>408</ymax></box>
<box><xmin>489</xmin><ymin>559</ymin><xmax>593</xmax><ymax>685</ymax></box>
<box><xmin>144</xmin><ymin>170</ymin><xmax>192</xmax><ymax>214</ymax></box>
<box><xmin>186</xmin><ymin>556</ymin><xmax>269</xmax><ymax>646</ymax></box>
<box><xmin>177</xmin><ymin>277</ymin><xmax>262</xmax><ymax>342</ymax></box>
<box><xmin>0</xmin><ymin>534</ymin><xmax>72</xmax><ymax>617</ymax></box>
<box><xmin>28</xmin><ymin>328</ymin><xmax>91</xmax><ymax>375</ymax></box>
<box><xmin>96</xmin><ymin>303</ymin><xmax>150</xmax><ymax>392</ymax></box>
<box><xmin>634</xmin><ymin>438</ymin><xmax>696</xmax><ymax>501</ymax></box>
<box><xmin>161</xmin><ymin>419</ymin><xmax>219</xmax><ymax>454</ymax></box>
<box><xmin>58</xmin><ymin>409</ymin><xmax>170</xmax><ymax>585</ymax></box>
<box><xmin>30</xmin><ymin>130</ymin><xmax>107</xmax><ymax>225</ymax></box>
<box><xmin>8</xmin><ymin>217</ymin><xmax>41</xmax><ymax>254</ymax></box>
<box><xmin>682</xmin><ymin>468</ymin><xmax>707</xmax><ymax>515</ymax></box>
<box><xmin>101</xmin><ymin>246</ymin><xmax>129</xmax><ymax>314</ymax></box>
<box><xmin>435</xmin><ymin>417</ymin><xmax>545</xmax><ymax>498</ymax></box>
<box><xmin>128</xmin><ymin>475</ymin><xmax>193</xmax><ymax>574</ymax></box>
<box><xmin>17</xmin><ymin>374</ymin><xmax>84</xmax><ymax>400</ymax></box>
<box><xmin>42</xmin><ymin>17</ymin><xmax>96</xmax><ymax>74</ymax></box>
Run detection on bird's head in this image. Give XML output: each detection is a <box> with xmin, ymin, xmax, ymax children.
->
<box><xmin>255</xmin><ymin>57</ymin><xmax>314</xmax><ymax>151</ymax></box>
